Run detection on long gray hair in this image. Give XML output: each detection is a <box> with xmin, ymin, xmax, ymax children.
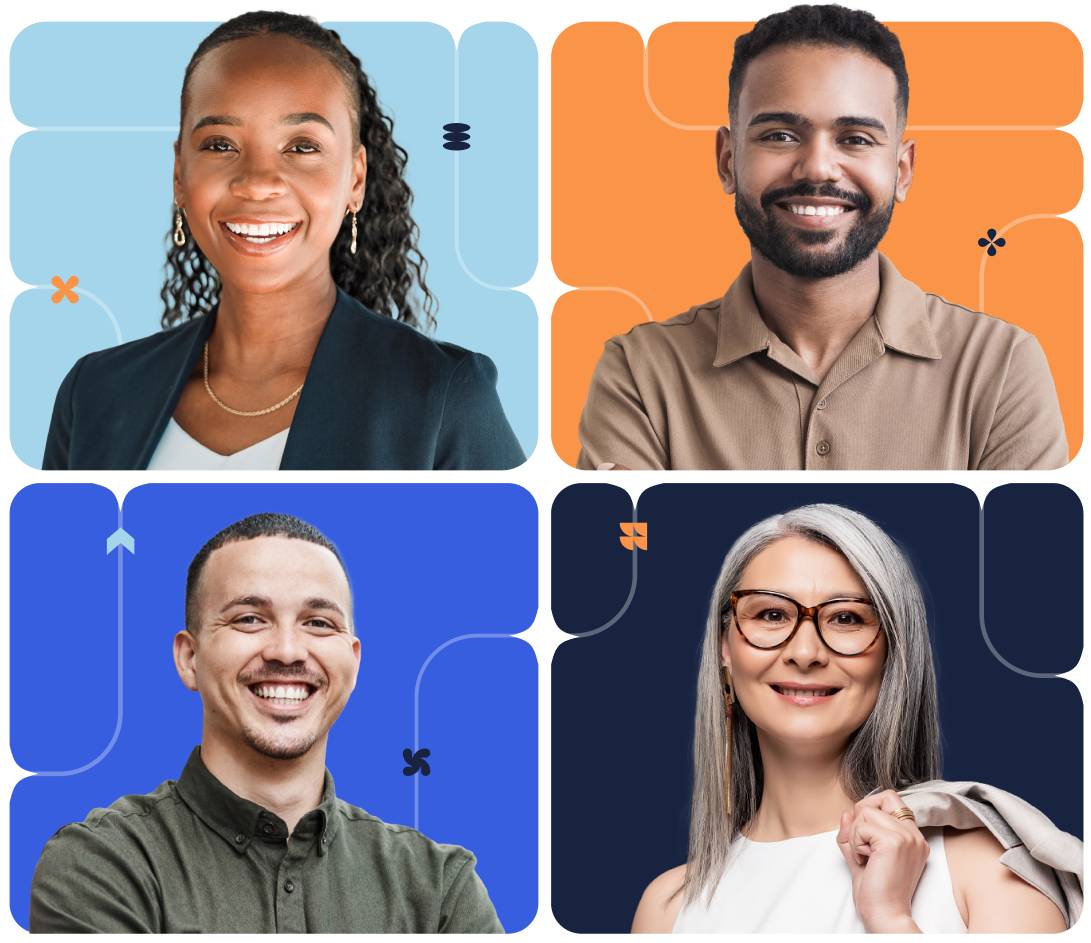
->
<box><xmin>683</xmin><ymin>504</ymin><xmax>941</xmax><ymax>905</ymax></box>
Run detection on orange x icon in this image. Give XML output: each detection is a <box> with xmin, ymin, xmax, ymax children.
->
<box><xmin>50</xmin><ymin>275</ymin><xmax>79</xmax><ymax>304</ymax></box>
<box><xmin>619</xmin><ymin>522</ymin><xmax>648</xmax><ymax>551</ymax></box>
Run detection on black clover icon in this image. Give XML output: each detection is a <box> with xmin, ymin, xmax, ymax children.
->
<box><xmin>977</xmin><ymin>229</ymin><xmax>1007</xmax><ymax>256</ymax></box>
<box><xmin>402</xmin><ymin>747</ymin><xmax>431</xmax><ymax>776</ymax></box>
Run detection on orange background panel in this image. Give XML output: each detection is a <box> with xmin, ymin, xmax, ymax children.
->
<box><xmin>646</xmin><ymin>22</ymin><xmax>1082</xmax><ymax>128</ymax></box>
<box><xmin>552</xmin><ymin>21</ymin><xmax>1083</xmax><ymax>467</ymax></box>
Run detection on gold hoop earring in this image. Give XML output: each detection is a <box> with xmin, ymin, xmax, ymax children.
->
<box><xmin>173</xmin><ymin>206</ymin><xmax>186</xmax><ymax>247</ymax></box>
<box><xmin>722</xmin><ymin>665</ymin><xmax>734</xmax><ymax>817</ymax></box>
<box><xmin>349</xmin><ymin>208</ymin><xmax>358</xmax><ymax>255</ymax></box>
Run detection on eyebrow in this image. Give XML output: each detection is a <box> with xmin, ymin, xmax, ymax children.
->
<box><xmin>748</xmin><ymin>111</ymin><xmax>887</xmax><ymax>134</ymax></box>
<box><xmin>219</xmin><ymin>594</ymin><xmax>346</xmax><ymax>617</ymax></box>
<box><xmin>303</xmin><ymin>597</ymin><xmax>346</xmax><ymax>618</ymax></box>
<box><xmin>191</xmin><ymin>112</ymin><xmax>336</xmax><ymax>134</ymax></box>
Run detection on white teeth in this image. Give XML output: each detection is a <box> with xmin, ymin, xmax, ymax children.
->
<box><xmin>224</xmin><ymin>221</ymin><xmax>298</xmax><ymax>237</ymax></box>
<box><xmin>253</xmin><ymin>684</ymin><xmax>310</xmax><ymax>701</ymax></box>
<box><xmin>776</xmin><ymin>686</ymin><xmax>835</xmax><ymax>697</ymax></box>
<box><xmin>786</xmin><ymin>204</ymin><xmax>846</xmax><ymax>217</ymax></box>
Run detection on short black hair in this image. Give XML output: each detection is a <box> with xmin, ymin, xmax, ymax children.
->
<box><xmin>185</xmin><ymin>512</ymin><xmax>351</xmax><ymax>631</ymax></box>
<box><xmin>728</xmin><ymin>4</ymin><xmax>909</xmax><ymax>128</ymax></box>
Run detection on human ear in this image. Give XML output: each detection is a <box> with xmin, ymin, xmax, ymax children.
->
<box><xmin>716</xmin><ymin>126</ymin><xmax>737</xmax><ymax>195</ymax></box>
<box><xmin>350</xmin><ymin>144</ymin><xmax>367</xmax><ymax>210</ymax></box>
<box><xmin>894</xmin><ymin>137</ymin><xmax>915</xmax><ymax>203</ymax></box>
<box><xmin>720</xmin><ymin>627</ymin><xmax>733</xmax><ymax>673</ymax></box>
<box><xmin>173</xmin><ymin>629</ymin><xmax>200</xmax><ymax>692</ymax></box>
<box><xmin>172</xmin><ymin>140</ymin><xmax>183</xmax><ymax>207</ymax></box>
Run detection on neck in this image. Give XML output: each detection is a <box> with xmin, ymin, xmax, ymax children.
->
<box><xmin>211</xmin><ymin>272</ymin><xmax>338</xmax><ymax>378</ymax></box>
<box><xmin>745</xmin><ymin>731</ymin><xmax>856</xmax><ymax>841</ymax></box>
<box><xmin>750</xmin><ymin>251</ymin><xmax>881</xmax><ymax>380</ymax></box>
<box><xmin>200</xmin><ymin>731</ymin><xmax>327</xmax><ymax>835</ymax></box>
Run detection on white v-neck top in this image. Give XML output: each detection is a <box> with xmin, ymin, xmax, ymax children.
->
<box><xmin>146</xmin><ymin>419</ymin><xmax>290</xmax><ymax>470</ymax></box>
<box><xmin>672</xmin><ymin>826</ymin><xmax>967</xmax><ymax>933</ymax></box>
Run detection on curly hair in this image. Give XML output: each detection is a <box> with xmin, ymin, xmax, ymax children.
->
<box><xmin>162</xmin><ymin>11</ymin><xmax>436</xmax><ymax>331</ymax></box>
<box><xmin>728</xmin><ymin>4</ymin><xmax>909</xmax><ymax>127</ymax></box>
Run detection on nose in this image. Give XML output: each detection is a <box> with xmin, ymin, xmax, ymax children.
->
<box><xmin>781</xmin><ymin>613</ymin><xmax>829</xmax><ymax>669</ymax></box>
<box><xmin>792</xmin><ymin>133</ymin><xmax>843</xmax><ymax>185</ymax></box>
<box><xmin>230</xmin><ymin>148</ymin><xmax>287</xmax><ymax>201</ymax></box>
<box><xmin>260</xmin><ymin>623</ymin><xmax>309</xmax><ymax>665</ymax></box>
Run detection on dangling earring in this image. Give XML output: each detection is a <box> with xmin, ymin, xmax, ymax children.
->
<box><xmin>721</xmin><ymin>665</ymin><xmax>734</xmax><ymax>817</ymax></box>
<box><xmin>349</xmin><ymin>206</ymin><xmax>358</xmax><ymax>254</ymax></box>
<box><xmin>173</xmin><ymin>205</ymin><xmax>186</xmax><ymax>247</ymax></box>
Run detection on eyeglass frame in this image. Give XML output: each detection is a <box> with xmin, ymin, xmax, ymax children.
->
<box><xmin>724</xmin><ymin>589</ymin><xmax>884</xmax><ymax>657</ymax></box>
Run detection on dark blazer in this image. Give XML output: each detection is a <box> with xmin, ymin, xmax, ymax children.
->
<box><xmin>42</xmin><ymin>288</ymin><xmax>526</xmax><ymax>470</ymax></box>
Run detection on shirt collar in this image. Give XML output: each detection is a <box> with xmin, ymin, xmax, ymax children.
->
<box><xmin>713</xmin><ymin>252</ymin><xmax>942</xmax><ymax>368</ymax></box>
<box><xmin>175</xmin><ymin>746</ymin><xmax>342</xmax><ymax>856</ymax></box>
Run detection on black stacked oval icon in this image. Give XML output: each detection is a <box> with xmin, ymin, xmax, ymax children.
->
<box><xmin>443</xmin><ymin>123</ymin><xmax>471</xmax><ymax>151</ymax></box>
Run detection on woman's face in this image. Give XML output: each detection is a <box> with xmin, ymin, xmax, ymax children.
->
<box><xmin>722</xmin><ymin>535</ymin><xmax>887</xmax><ymax>755</ymax></box>
<box><xmin>174</xmin><ymin>33</ymin><xmax>367</xmax><ymax>296</ymax></box>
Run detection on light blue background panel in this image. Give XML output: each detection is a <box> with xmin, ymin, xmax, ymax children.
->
<box><xmin>10</xmin><ymin>484</ymin><xmax>538</xmax><ymax>931</ymax></box>
<box><xmin>9</xmin><ymin>22</ymin><xmax>537</xmax><ymax>465</ymax></box>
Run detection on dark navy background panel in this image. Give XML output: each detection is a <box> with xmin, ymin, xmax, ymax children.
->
<box><xmin>10</xmin><ymin>484</ymin><xmax>537</xmax><ymax>931</ymax></box>
<box><xmin>551</xmin><ymin>483</ymin><xmax>1082</xmax><ymax>933</ymax></box>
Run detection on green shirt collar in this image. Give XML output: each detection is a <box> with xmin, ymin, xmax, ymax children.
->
<box><xmin>174</xmin><ymin>746</ymin><xmax>341</xmax><ymax>856</ymax></box>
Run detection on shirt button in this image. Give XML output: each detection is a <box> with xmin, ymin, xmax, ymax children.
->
<box><xmin>321</xmin><ymin>835</ymin><xmax>328</xmax><ymax>844</ymax></box>
<box><xmin>816</xmin><ymin>398</ymin><xmax>828</xmax><ymax>410</ymax></box>
<box><xmin>261</xmin><ymin>822</ymin><xmax>275</xmax><ymax>836</ymax></box>
<box><xmin>816</xmin><ymin>439</ymin><xmax>831</xmax><ymax>456</ymax></box>
<box><xmin>284</xmin><ymin>879</ymin><xmax>296</xmax><ymax>894</ymax></box>
<box><xmin>234</xmin><ymin>833</ymin><xmax>245</xmax><ymax>844</ymax></box>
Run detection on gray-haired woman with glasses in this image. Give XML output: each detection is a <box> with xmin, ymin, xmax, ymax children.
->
<box><xmin>632</xmin><ymin>504</ymin><xmax>1081</xmax><ymax>933</ymax></box>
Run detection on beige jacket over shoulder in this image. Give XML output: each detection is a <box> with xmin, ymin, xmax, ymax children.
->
<box><xmin>895</xmin><ymin>780</ymin><xmax>1083</xmax><ymax>927</ymax></box>
<box><xmin>577</xmin><ymin>255</ymin><xmax>1068</xmax><ymax>470</ymax></box>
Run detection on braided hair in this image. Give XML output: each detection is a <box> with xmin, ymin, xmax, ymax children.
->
<box><xmin>162</xmin><ymin>11</ymin><xmax>436</xmax><ymax>331</ymax></box>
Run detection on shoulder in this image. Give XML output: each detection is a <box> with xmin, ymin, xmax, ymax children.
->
<box><xmin>67</xmin><ymin>319</ymin><xmax>203</xmax><ymax>380</ymax></box>
<box><xmin>335</xmin><ymin>291</ymin><xmax>487</xmax><ymax>375</ymax></box>
<box><xmin>604</xmin><ymin>299</ymin><xmax>721</xmax><ymax>359</ymax></box>
<box><xmin>334</xmin><ymin>800</ymin><xmax>476</xmax><ymax>883</ymax></box>
<box><xmin>942</xmin><ymin>826</ymin><xmax>1067</xmax><ymax>931</ymax></box>
<box><xmin>632</xmin><ymin>863</ymin><xmax>688</xmax><ymax>933</ymax></box>
<box><xmin>920</xmin><ymin>290</ymin><xmax>1038</xmax><ymax>353</ymax></box>
<box><xmin>40</xmin><ymin>779</ymin><xmax>181</xmax><ymax>857</ymax></box>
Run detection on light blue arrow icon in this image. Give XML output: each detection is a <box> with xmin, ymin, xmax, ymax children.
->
<box><xmin>105</xmin><ymin>528</ymin><xmax>134</xmax><ymax>555</ymax></box>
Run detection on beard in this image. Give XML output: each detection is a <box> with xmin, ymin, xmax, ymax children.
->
<box><xmin>241</xmin><ymin>722</ymin><xmax>319</xmax><ymax>760</ymax></box>
<box><xmin>734</xmin><ymin>181</ymin><xmax>895</xmax><ymax>278</ymax></box>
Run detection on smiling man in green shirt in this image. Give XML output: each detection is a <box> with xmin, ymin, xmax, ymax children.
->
<box><xmin>30</xmin><ymin>513</ymin><xmax>503</xmax><ymax>933</ymax></box>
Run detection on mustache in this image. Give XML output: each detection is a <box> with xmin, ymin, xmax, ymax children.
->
<box><xmin>239</xmin><ymin>663</ymin><xmax>327</xmax><ymax>689</ymax></box>
<box><xmin>761</xmin><ymin>182</ymin><xmax>870</xmax><ymax>213</ymax></box>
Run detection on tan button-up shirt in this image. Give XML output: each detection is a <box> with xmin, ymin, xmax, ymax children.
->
<box><xmin>577</xmin><ymin>255</ymin><xmax>1067</xmax><ymax>470</ymax></box>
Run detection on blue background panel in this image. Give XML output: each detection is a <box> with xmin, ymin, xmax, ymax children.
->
<box><xmin>9</xmin><ymin>22</ymin><xmax>537</xmax><ymax>464</ymax></box>
<box><xmin>10</xmin><ymin>483</ymin><xmax>538</xmax><ymax>931</ymax></box>
<box><xmin>551</xmin><ymin>483</ymin><xmax>1082</xmax><ymax>933</ymax></box>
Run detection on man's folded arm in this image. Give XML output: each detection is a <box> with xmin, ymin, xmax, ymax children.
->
<box><xmin>577</xmin><ymin>339</ymin><xmax>668</xmax><ymax>470</ymax></box>
<box><xmin>977</xmin><ymin>332</ymin><xmax>1068</xmax><ymax>471</ymax></box>
<box><xmin>30</xmin><ymin>823</ymin><xmax>160</xmax><ymax>933</ymax></box>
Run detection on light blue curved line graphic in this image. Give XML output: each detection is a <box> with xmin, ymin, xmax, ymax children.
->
<box><xmin>449</xmin><ymin>36</ymin><xmax>511</xmax><ymax>293</ymax></box>
<box><xmin>31</xmin><ymin>284</ymin><xmax>123</xmax><ymax>344</ymax></box>
<box><xmin>569</xmin><ymin>545</ymin><xmax>640</xmax><ymax>639</ymax></box>
<box><xmin>33</xmin><ymin>126</ymin><xmax>177</xmax><ymax>133</ymax></box>
<box><xmin>35</xmin><ymin>508</ymin><xmax>126</xmax><ymax>776</ymax></box>
<box><xmin>411</xmin><ymin>632</ymin><xmax>514</xmax><ymax>829</ymax></box>
<box><xmin>978</xmin><ymin>498</ymin><xmax>1059</xmax><ymax>679</ymax></box>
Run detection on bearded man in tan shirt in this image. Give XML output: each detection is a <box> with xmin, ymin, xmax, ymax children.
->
<box><xmin>577</xmin><ymin>5</ymin><xmax>1068</xmax><ymax>471</ymax></box>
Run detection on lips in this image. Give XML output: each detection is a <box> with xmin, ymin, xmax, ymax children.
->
<box><xmin>219</xmin><ymin>220</ymin><xmax>301</xmax><ymax>256</ymax></box>
<box><xmin>769</xmin><ymin>683</ymin><xmax>841</xmax><ymax>706</ymax></box>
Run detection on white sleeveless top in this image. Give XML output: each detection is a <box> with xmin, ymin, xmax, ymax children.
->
<box><xmin>147</xmin><ymin>419</ymin><xmax>290</xmax><ymax>470</ymax></box>
<box><xmin>673</xmin><ymin>826</ymin><xmax>967</xmax><ymax>933</ymax></box>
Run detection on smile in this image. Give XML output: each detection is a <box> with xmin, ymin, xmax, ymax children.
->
<box><xmin>775</xmin><ymin>203</ymin><xmax>855</xmax><ymax>227</ymax></box>
<box><xmin>769</xmin><ymin>683</ymin><xmax>841</xmax><ymax>705</ymax></box>
<box><xmin>248</xmin><ymin>682</ymin><xmax>317</xmax><ymax>711</ymax></box>
<box><xmin>220</xmin><ymin>220</ymin><xmax>301</xmax><ymax>253</ymax></box>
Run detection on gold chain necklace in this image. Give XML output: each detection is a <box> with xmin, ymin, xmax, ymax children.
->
<box><xmin>203</xmin><ymin>341</ymin><xmax>305</xmax><ymax>418</ymax></box>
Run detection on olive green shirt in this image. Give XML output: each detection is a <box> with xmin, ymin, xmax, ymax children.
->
<box><xmin>577</xmin><ymin>254</ymin><xmax>1068</xmax><ymax>470</ymax></box>
<box><xmin>30</xmin><ymin>747</ymin><xmax>503</xmax><ymax>933</ymax></box>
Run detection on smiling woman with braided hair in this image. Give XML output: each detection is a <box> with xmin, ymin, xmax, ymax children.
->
<box><xmin>43</xmin><ymin>11</ymin><xmax>524</xmax><ymax>470</ymax></box>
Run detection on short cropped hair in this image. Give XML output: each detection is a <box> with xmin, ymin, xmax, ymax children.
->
<box><xmin>728</xmin><ymin>4</ymin><xmax>909</xmax><ymax>127</ymax></box>
<box><xmin>185</xmin><ymin>512</ymin><xmax>351</xmax><ymax>631</ymax></box>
